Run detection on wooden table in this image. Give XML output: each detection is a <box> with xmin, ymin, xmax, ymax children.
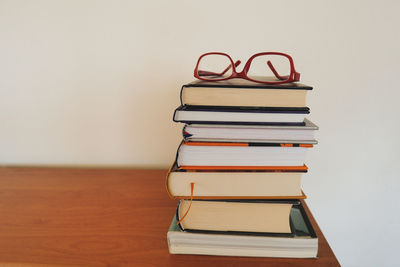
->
<box><xmin>0</xmin><ymin>168</ymin><xmax>340</xmax><ymax>266</ymax></box>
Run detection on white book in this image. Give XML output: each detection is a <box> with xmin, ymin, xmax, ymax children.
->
<box><xmin>177</xmin><ymin>142</ymin><xmax>312</xmax><ymax>167</ymax></box>
<box><xmin>183</xmin><ymin>119</ymin><xmax>318</xmax><ymax>143</ymax></box>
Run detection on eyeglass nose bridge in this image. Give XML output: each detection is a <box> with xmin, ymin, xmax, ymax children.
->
<box><xmin>228</xmin><ymin>60</ymin><xmax>243</xmax><ymax>77</ymax></box>
<box><xmin>230</xmin><ymin>70</ymin><xmax>249</xmax><ymax>79</ymax></box>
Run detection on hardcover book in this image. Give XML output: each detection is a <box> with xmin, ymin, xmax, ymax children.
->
<box><xmin>173</xmin><ymin>105</ymin><xmax>309</xmax><ymax>125</ymax></box>
<box><xmin>177</xmin><ymin>199</ymin><xmax>299</xmax><ymax>234</ymax></box>
<box><xmin>176</xmin><ymin>141</ymin><xmax>313</xmax><ymax>168</ymax></box>
<box><xmin>180</xmin><ymin>79</ymin><xmax>312</xmax><ymax>108</ymax></box>
<box><xmin>168</xmin><ymin>201</ymin><xmax>318</xmax><ymax>258</ymax></box>
<box><xmin>183</xmin><ymin>118</ymin><xmax>318</xmax><ymax>143</ymax></box>
<box><xmin>166</xmin><ymin>162</ymin><xmax>307</xmax><ymax>199</ymax></box>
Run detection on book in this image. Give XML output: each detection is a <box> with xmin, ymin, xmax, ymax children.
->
<box><xmin>166</xmin><ymin>162</ymin><xmax>306</xmax><ymax>199</ymax></box>
<box><xmin>183</xmin><ymin>118</ymin><xmax>318</xmax><ymax>143</ymax></box>
<box><xmin>177</xmin><ymin>199</ymin><xmax>298</xmax><ymax>234</ymax></box>
<box><xmin>173</xmin><ymin>105</ymin><xmax>309</xmax><ymax>125</ymax></box>
<box><xmin>168</xmin><ymin>201</ymin><xmax>318</xmax><ymax>258</ymax></box>
<box><xmin>176</xmin><ymin>141</ymin><xmax>313</xmax><ymax>167</ymax></box>
<box><xmin>180</xmin><ymin>79</ymin><xmax>312</xmax><ymax>108</ymax></box>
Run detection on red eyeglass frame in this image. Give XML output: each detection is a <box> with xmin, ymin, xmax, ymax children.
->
<box><xmin>193</xmin><ymin>52</ymin><xmax>300</xmax><ymax>84</ymax></box>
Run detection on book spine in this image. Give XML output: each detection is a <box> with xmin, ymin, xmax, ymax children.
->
<box><xmin>165</xmin><ymin>164</ymin><xmax>176</xmax><ymax>200</ymax></box>
<box><xmin>172</xmin><ymin>107</ymin><xmax>179</xmax><ymax>123</ymax></box>
<box><xmin>182</xmin><ymin>124</ymin><xmax>192</xmax><ymax>140</ymax></box>
<box><xmin>174</xmin><ymin>140</ymin><xmax>184</xmax><ymax>168</ymax></box>
<box><xmin>179</xmin><ymin>85</ymin><xmax>186</xmax><ymax>106</ymax></box>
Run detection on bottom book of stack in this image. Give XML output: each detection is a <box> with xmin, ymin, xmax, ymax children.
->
<box><xmin>167</xmin><ymin>200</ymin><xmax>318</xmax><ymax>258</ymax></box>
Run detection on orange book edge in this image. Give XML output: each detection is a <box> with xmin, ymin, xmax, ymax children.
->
<box><xmin>179</xmin><ymin>165</ymin><xmax>308</xmax><ymax>171</ymax></box>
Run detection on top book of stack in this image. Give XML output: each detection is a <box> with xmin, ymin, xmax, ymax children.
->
<box><xmin>180</xmin><ymin>79</ymin><xmax>312</xmax><ymax>108</ymax></box>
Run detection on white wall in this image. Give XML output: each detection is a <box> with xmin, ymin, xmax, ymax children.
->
<box><xmin>1</xmin><ymin>1</ymin><xmax>399</xmax><ymax>266</ymax></box>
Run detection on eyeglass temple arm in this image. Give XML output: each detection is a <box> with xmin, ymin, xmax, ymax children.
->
<box><xmin>267</xmin><ymin>61</ymin><xmax>300</xmax><ymax>81</ymax></box>
<box><xmin>198</xmin><ymin>60</ymin><xmax>241</xmax><ymax>77</ymax></box>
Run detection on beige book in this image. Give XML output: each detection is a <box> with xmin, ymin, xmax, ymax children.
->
<box><xmin>181</xmin><ymin>79</ymin><xmax>312</xmax><ymax>107</ymax></box>
<box><xmin>166</xmin><ymin>164</ymin><xmax>305</xmax><ymax>199</ymax></box>
<box><xmin>183</xmin><ymin>87</ymin><xmax>306</xmax><ymax>107</ymax></box>
<box><xmin>178</xmin><ymin>200</ymin><xmax>294</xmax><ymax>233</ymax></box>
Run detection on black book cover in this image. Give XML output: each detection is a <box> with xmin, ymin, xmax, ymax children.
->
<box><xmin>173</xmin><ymin>105</ymin><xmax>308</xmax><ymax>126</ymax></box>
<box><xmin>176</xmin><ymin>105</ymin><xmax>310</xmax><ymax>114</ymax></box>
<box><xmin>183</xmin><ymin>79</ymin><xmax>313</xmax><ymax>90</ymax></box>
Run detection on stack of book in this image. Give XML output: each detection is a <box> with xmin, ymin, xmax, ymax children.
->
<box><xmin>166</xmin><ymin>79</ymin><xmax>319</xmax><ymax>258</ymax></box>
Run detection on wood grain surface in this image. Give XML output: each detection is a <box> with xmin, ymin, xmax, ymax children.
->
<box><xmin>0</xmin><ymin>167</ymin><xmax>340</xmax><ymax>266</ymax></box>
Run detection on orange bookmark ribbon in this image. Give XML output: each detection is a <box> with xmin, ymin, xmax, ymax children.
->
<box><xmin>176</xmin><ymin>182</ymin><xmax>194</xmax><ymax>225</ymax></box>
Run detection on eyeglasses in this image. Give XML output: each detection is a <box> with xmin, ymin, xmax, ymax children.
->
<box><xmin>194</xmin><ymin>52</ymin><xmax>300</xmax><ymax>84</ymax></box>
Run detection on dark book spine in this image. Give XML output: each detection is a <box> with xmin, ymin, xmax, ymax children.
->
<box><xmin>175</xmin><ymin>120</ymin><xmax>306</xmax><ymax>126</ymax></box>
<box><xmin>179</xmin><ymin>85</ymin><xmax>186</xmax><ymax>106</ymax></box>
<box><xmin>298</xmin><ymin>202</ymin><xmax>317</xmax><ymax>238</ymax></box>
<box><xmin>174</xmin><ymin>140</ymin><xmax>184</xmax><ymax>168</ymax></box>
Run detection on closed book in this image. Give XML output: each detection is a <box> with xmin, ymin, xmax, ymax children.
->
<box><xmin>177</xmin><ymin>199</ymin><xmax>299</xmax><ymax>234</ymax></box>
<box><xmin>167</xmin><ymin>201</ymin><xmax>318</xmax><ymax>258</ymax></box>
<box><xmin>166</xmin><ymin>162</ymin><xmax>306</xmax><ymax>199</ymax></box>
<box><xmin>176</xmin><ymin>141</ymin><xmax>313</xmax><ymax>168</ymax></box>
<box><xmin>180</xmin><ymin>79</ymin><xmax>312</xmax><ymax>108</ymax></box>
<box><xmin>183</xmin><ymin>118</ymin><xmax>318</xmax><ymax>144</ymax></box>
<box><xmin>173</xmin><ymin>105</ymin><xmax>309</xmax><ymax>125</ymax></box>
